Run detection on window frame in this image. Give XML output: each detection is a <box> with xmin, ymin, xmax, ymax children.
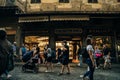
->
<box><xmin>59</xmin><ymin>0</ymin><xmax>69</xmax><ymax>3</ymax></box>
<box><xmin>88</xmin><ymin>0</ymin><xmax>98</xmax><ymax>3</ymax></box>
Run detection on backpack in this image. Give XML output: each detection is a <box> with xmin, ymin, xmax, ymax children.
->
<box><xmin>81</xmin><ymin>47</ymin><xmax>89</xmax><ymax>63</ymax></box>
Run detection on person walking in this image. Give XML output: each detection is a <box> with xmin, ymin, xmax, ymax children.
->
<box><xmin>56</xmin><ymin>48</ymin><xmax>62</xmax><ymax>64</ymax></box>
<box><xmin>45</xmin><ymin>48</ymin><xmax>53</xmax><ymax>72</ymax></box>
<box><xmin>77</xmin><ymin>45</ymin><xmax>83</xmax><ymax>67</ymax></box>
<box><xmin>12</xmin><ymin>42</ymin><xmax>19</xmax><ymax>58</ymax></box>
<box><xmin>58</xmin><ymin>40</ymin><xmax>71</xmax><ymax>75</ymax></box>
<box><xmin>94</xmin><ymin>46</ymin><xmax>102</xmax><ymax>69</ymax></box>
<box><xmin>0</xmin><ymin>30</ymin><xmax>14</xmax><ymax>79</ymax></box>
<box><xmin>82</xmin><ymin>37</ymin><xmax>95</xmax><ymax>80</ymax></box>
<box><xmin>19</xmin><ymin>44</ymin><xmax>27</xmax><ymax>60</ymax></box>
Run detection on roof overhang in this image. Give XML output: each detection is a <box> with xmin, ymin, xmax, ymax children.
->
<box><xmin>17</xmin><ymin>11</ymin><xmax>120</xmax><ymax>23</ymax></box>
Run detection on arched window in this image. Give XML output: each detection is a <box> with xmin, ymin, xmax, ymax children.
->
<box><xmin>88</xmin><ymin>0</ymin><xmax>98</xmax><ymax>3</ymax></box>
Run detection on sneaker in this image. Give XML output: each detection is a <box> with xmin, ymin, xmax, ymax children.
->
<box><xmin>95</xmin><ymin>67</ymin><xmax>98</xmax><ymax>69</ymax></box>
<box><xmin>58</xmin><ymin>73</ymin><xmax>63</xmax><ymax>76</ymax></box>
<box><xmin>57</xmin><ymin>62</ymin><xmax>61</xmax><ymax>65</ymax></box>
<box><xmin>80</xmin><ymin>75</ymin><xmax>84</xmax><ymax>78</ymax></box>
<box><xmin>7</xmin><ymin>74</ymin><xmax>12</xmax><ymax>79</ymax></box>
<box><xmin>77</xmin><ymin>63</ymin><xmax>80</xmax><ymax>66</ymax></box>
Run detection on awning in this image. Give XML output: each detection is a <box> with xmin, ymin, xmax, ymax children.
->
<box><xmin>18</xmin><ymin>15</ymin><xmax>90</xmax><ymax>23</ymax></box>
<box><xmin>18</xmin><ymin>16</ymin><xmax>49</xmax><ymax>23</ymax></box>
<box><xmin>50</xmin><ymin>15</ymin><xmax>89</xmax><ymax>21</ymax></box>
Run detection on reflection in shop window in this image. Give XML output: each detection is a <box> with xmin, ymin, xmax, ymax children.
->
<box><xmin>88</xmin><ymin>0</ymin><xmax>98</xmax><ymax>3</ymax></box>
<box><xmin>31</xmin><ymin>0</ymin><xmax>41</xmax><ymax>3</ymax></box>
<box><xmin>59</xmin><ymin>0</ymin><xmax>69</xmax><ymax>3</ymax></box>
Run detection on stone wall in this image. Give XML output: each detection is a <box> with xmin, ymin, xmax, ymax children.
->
<box><xmin>15</xmin><ymin>0</ymin><xmax>120</xmax><ymax>13</ymax></box>
<box><xmin>0</xmin><ymin>0</ymin><xmax>6</xmax><ymax>6</ymax></box>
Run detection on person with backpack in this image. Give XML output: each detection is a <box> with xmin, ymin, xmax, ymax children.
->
<box><xmin>0</xmin><ymin>30</ymin><xmax>14</xmax><ymax>79</ymax></box>
<box><xmin>81</xmin><ymin>38</ymin><xmax>95</xmax><ymax>80</ymax></box>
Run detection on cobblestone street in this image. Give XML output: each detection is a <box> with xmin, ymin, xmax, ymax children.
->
<box><xmin>1</xmin><ymin>63</ymin><xmax>120</xmax><ymax>80</ymax></box>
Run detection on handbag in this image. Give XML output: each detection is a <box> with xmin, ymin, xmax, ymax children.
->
<box><xmin>95</xmin><ymin>53</ymin><xmax>102</xmax><ymax>58</ymax></box>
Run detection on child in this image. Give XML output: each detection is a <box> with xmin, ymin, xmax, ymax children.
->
<box><xmin>104</xmin><ymin>52</ymin><xmax>111</xmax><ymax>69</ymax></box>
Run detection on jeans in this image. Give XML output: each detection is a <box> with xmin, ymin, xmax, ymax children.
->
<box><xmin>83</xmin><ymin>58</ymin><xmax>95</xmax><ymax>80</ymax></box>
<box><xmin>79</xmin><ymin>55</ymin><xmax>82</xmax><ymax>66</ymax></box>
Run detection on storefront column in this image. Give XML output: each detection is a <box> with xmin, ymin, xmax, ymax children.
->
<box><xmin>14</xmin><ymin>26</ymin><xmax>22</xmax><ymax>60</ymax></box>
<box><xmin>49</xmin><ymin>28</ymin><xmax>55</xmax><ymax>50</ymax></box>
<box><xmin>15</xmin><ymin>26</ymin><xmax>22</xmax><ymax>47</ymax></box>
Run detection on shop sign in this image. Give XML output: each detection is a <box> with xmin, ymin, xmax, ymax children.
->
<box><xmin>55</xmin><ymin>28</ymin><xmax>82</xmax><ymax>34</ymax></box>
<box><xmin>88</xmin><ymin>29</ymin><xmax>111</xmax><ymax>33</ymax></box>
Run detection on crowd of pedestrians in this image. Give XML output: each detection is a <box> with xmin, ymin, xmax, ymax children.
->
<box><xmin>0</xmin><ymin>30</ymin><xmax>113</xmax><ymax>80</ymax></box>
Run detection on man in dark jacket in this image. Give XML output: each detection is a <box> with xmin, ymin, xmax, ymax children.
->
<box><xmin>0</xmin><ymin>30</ymin><xmax>14</xmax><ymax>79</ymax></box>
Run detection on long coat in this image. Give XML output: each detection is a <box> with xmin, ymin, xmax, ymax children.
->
<box><xmin>0</xmin><ymin>39</ymin><xmax>14</xmax><ymax>75</ymax></box>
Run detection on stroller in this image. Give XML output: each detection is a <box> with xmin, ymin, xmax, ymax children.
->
<box><xmin>22</xmin><ymin>51</ymin><xmax>39</xmax><ymax>73</ymax></box>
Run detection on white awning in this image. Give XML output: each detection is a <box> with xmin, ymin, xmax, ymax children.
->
<box><xmin>18</xmin><ymin>16</ymin><xmax>49</xmax><ymax>23</ymax></box>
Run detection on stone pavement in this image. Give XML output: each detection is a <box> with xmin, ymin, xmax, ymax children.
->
<box><xmin>1</xmin><ymin>63</ymin><xmax>120</xmax><ymax>80</ymax></box>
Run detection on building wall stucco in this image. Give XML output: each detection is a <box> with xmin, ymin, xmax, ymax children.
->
<box><xmin>3</xmin><ymin>0</ymin><xmax>120</xmax><ymax>12</ymax></box>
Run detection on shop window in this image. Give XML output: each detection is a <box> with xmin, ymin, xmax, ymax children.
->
<box><xmin>88</xmin><ymin>0</ymin><xmax>98</xmax><ymax>3</ymax></box>
<box><xmin>93</xmin><ymin>36</ymin><xmax>112</xmax><ymax>50</ymax></box>
<box><xmin>25</xmin><ymin>36</ymin><xmax>49</xmax><ymax>52</ymax></box>
<box><xmin>59</xmin><ymin>0</ymin><xmax>69</xmax><ymax>3</ymax></box>
<box><xmin>31</xmin><ymin>0</ymin><xmax>41</xmax><ymax>3</ymax></box>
